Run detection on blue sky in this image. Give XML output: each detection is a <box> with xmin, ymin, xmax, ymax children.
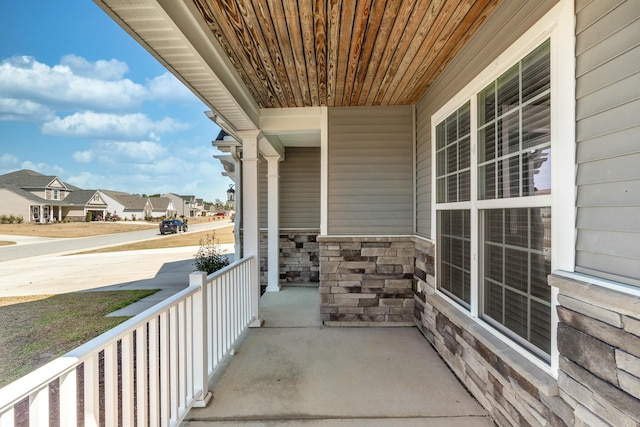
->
<box><xmin>0</xmin><ymin>1</ymin><xmax>231</xmax><ymax>202</ymax></box>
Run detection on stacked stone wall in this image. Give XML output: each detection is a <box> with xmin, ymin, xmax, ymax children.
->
<box><xmin>259</xmin><ymin>230</ymin><xmax>320</xmax><ymax>287</ymax></box>
<box><xmin>413</xmin><ymin>238</ymin><xmax>640</xmax><ymax>426</ymax></box>
<box><xmin>318</xmin><ymin>236</ymin><xmax>414</xmax><ymax>324</ymax></box>
<box><xmin>279</xmin><ymin>230</ymin><xmax>319</xmax><ymax>283</ymax></box>
<box><xmin>551</xmin><ymin>274</ymin><xmax>640</xmax><ymax>426</ymax></box>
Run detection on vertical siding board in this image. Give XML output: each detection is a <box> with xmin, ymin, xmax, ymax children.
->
<box><xmin>327</xmin><ymin>105</ymin><xmax>413</xmax><ymax>235</ymax></box>
<box><xmin>576</xmin><ymin>0</ymin><xmax>640</xmax><ymax>285</ymax></box>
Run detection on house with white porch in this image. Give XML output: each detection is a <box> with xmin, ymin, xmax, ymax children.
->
<box><xmin>1</xmin><ymin>1</ymin><xmax>638</xmax><ymax>425</ymax></box>
<box><xmin>0</xmin><ymin>169</ymin><xmax>107</xmax><ymax>222</ymax></box>
<box><xmin>94</xmin><ymin>0</ymin><xmax>640</xmax><ymax>424</ymax></box>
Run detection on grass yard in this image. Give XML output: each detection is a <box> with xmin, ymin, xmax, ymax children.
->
<box><xmin>0</xmin><ymin>290</ymin><xmax>158</xmax><ymax>388</ymax></box>
<box><xmin>0</xmin><ymin>217</ymin><xmax>234</xmax><ymax>388</ymax></box>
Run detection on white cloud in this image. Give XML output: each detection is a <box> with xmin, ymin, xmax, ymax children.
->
<box><xmin>0</xmin><ymin>154</ymin><xmax>19</xmax><ymax>171</ymax></box>
<box><xmin>73</xmin><ymin>150</ymin><xmax>94</xmax><ymax>163</ymax></box>
<box><xmin>20</xmin><ymin>161</ymin><xmax>64</xmax><ymax>176</ymax></box>
<box><xmin>60</xmin><ymin>54</ymin><xmax>128</xmax><ymax>81</ymax></box>
<box><xmin>0</xmin><ymin>56</ymin><xmax>146</xmax><ymax>113</ymax></box>
<box><xmin>147</xmin><ymin>72</ymin><xmax>198</xmax><ymax>104</ymax></box>
<box><xmin>0</xmin><ymin>98</ymin><xmax>55</xmax><ymax>122</ymax></box>
<box><xmin>72</xmin><ymin>140</ymin><xmax>167</xmax><ymax>165</ymax></box>
<box><xmin>42</xmin><ymin>111</ymin><xmax>190</xmax><ymax>139</ymax></box>
<box><xmin>65</xmin><ymin>171</ymin><xmax>97</xmax><ymax>189</ymax></box>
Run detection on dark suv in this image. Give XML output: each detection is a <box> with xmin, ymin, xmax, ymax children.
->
<box><xmin>159</xmin><ymin>219</ymin><xmax>188</xmax><ymax>234</ymax></box>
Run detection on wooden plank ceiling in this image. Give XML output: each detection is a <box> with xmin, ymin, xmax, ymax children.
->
<box><xmin>191</xmin><ymin>0</ymin><xmax>501</xmax><ymax>108</ymax></box>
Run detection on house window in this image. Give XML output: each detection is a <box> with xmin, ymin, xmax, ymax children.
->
<box><xmin>436</xmin><ymin>102</ymin><xmax>471</xmax><ymax>203</ymax></box>
<box><xmin>53</xmin><ymin>189</ymin><xmax>59</xmax><ymax>200</ymax></box>
<box><xmin>435</xmin><ymin>39</ymin><xmax>552</xmax><ymax>361</ymax></box>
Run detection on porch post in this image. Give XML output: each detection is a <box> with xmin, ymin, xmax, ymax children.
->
<box><xmin>265</xmin><ymin>155</ymin><xmax>281</xmax><ymax>292</ymax></box>
<box><xmin>240</xmin><ymin>130</ymin><xmax>263</xmax><ymax>327</ymax></box>
<box><xmin>231</xmin><ymin>146</ymin><xmax>242</xmax><ymax>258</ymax></box>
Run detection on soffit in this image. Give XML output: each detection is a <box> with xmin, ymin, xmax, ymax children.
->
<box><xmin>191</xmin><ymin>0</ymin><xmax>502</xmax><ymax>108</ymax></box>
<box><xmin>94</xmin><ymin>0</ymin><xmax>260</xmax><ymax>131</ymax></box>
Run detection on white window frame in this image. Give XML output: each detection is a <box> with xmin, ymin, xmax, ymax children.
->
<box><xmin>430</xmin><ymin>0</ymin><xmax>575</xmax><ymax>375</ymax></box>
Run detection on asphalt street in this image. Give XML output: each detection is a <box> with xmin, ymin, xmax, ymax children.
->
<box><xmin>0</xmin><ymin>220</ymin><xmax>235</xmax><ymax>315</ymax></box>
<box><xmin>0</xmin><ymin>220</ymin><xmax>231</xmax><ymax>262</ymax></box>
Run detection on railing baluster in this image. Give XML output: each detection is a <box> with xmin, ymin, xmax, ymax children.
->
<box><xmin>135</xmin><ymin>325</ymin><xmax>148</xmax><ymax>427</ymax></box>
<box><xmin>29</xmin><ymin>386</ymin><xmax>48</xmax><ymax>426</ymax></box>
<box><xmin>84</xmin><ymin>356</ymin><xmax>99</xmax><ymax>427</ymax></box>
<box><xmin>159</xmin><ymin>312</ymin><xmax>170</xmax><ymax>427</ymax></box>
<box><xmin>103</xmin><ymin>343</ymin><xmax>118</xmax><ymax>427</ymax></box>
<box><xmin>148</xmin><ymin>318</ymin><xmax>159</xmax><ymax>427</ymax></box>
<box><xmin>121</xmin><ymin>334</ymin><xmax>135</xmax><ymax>426</ymax></box>
<box><xmin>169</xmin><ymin>305</ymin><xmax>178</xmax><ymax>424</ymax></box>
<box><xmin>0</xmin><ymin>257</ymin><xmax>254</xmax><ymax>427</ymax></box>
<box><xmin>59</xmin><ymin>368</ymin><xmax>78</xmax><ymax>426</ymax></box>
<box><xmin>185</xmin><ymin>296</ymin><xmax>194</xmax><ymax>403</ymax></box>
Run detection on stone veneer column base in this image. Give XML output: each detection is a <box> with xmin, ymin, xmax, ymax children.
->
<box><xmin>259</xmin><ymin>230</ymin><xmax>320</xmax><ymax>288</ymax></box>
<box><xmin>318</xmin><ymin>236</ymin><xmax>414</xmax><ymax>325</ymax></box>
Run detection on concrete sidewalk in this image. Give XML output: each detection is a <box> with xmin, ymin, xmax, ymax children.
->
<box><xmin>182</xmin><ymin>287</ymin><xmax>493</xmax><ymax>426</ymax></box>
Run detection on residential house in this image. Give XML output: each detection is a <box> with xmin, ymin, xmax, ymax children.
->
<box><xmin>100</xmin><ymin>190</ymin><xmax>152</xmax><ymax>221</ymax></box>
<box><xmin>0</xmin><ymin>169</ymin><xmax>106</xmax><ymax>222</ymax></box>
<box><xmin>163</xmin><ymin>193</ymin><xmax>199</xmax><ymax>218</ymax></box>
<box><xmin>149</xmin><ymin>196</ymin><xmax>176</xmax><ymax>219</ymax></box>
<box><xmin>59</xmin><ymin>189</ymin><xmax>108</xmax><ymax>221</ymax></box>
<box><xmin>95</xmin><ymin>0</ymin><xmax>640</xmax><ymax>425</ymax></box>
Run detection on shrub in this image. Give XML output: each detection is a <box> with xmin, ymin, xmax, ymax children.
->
<box><xmin>193</xmin><ymin>231</ymin><xmax>229</xmax><ymax>275</ymax></box>
<box><xmin>0</xmin><ymin>214</ymin><xmax>24</xmax><ymax>224</ymax></box>
<box><xmin>85</xmin><ymin>212</ymin><xmax>92</xmax><ymax>222</ymax></box>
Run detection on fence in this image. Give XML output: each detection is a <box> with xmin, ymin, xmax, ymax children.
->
<box><xmin>0</xmin><ymin>256</ymin><xmax>256</xmax><ymax>426</ymax></box>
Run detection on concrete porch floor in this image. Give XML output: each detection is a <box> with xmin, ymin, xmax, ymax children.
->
<box><xmin>182</xmin><ymin>286</ymin><xmax>493</xmax><ymax>426</ymax></box>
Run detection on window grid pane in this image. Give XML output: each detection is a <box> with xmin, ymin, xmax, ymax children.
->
<box><xmin>478</xmin><ymin>40</ymin><xmax>551</xmax><ymax>200</ymax></box>
<box><xmin>438</xmin><ymin>210</ymin><xmax>471</xmax><ymax>307</ymax></box>
<box><xmin>435</xmin><ymin>102</ymin><xmax>471</xmax><ymax>203</ymax></box>
<box><xmin>482</xmin><ymin>208</ymin><xmax>552</xmax><ymax>358</ymax></box>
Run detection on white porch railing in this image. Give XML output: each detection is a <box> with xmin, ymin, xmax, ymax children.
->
<box><xmin>0</xmin><ymin>256</ymin><xmax>256</xmax><ymax>427</ymax></box>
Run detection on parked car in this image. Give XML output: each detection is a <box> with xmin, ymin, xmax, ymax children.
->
<box><xmin>159</xmin><ymin>219</ymin><xmax>188</xmax><ymax>234</ymax></box>
<box><xmin>105</xmin><ymin>214</ymin><xmax>120</xmax><ymax>221</ymax></box>
<box><xmin>214</xmin><ymin>212</ymin><xmax>225</xmax><ymax>218</ymax></box>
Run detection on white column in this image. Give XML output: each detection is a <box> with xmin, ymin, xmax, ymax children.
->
<box><xmin>240</xmin><ymin>130</ymin><xmax>262</xmax><ymax>327</ymax></box>
<box><xmin>320</xmin><ymin>106</ymin><xmax>328</xmax><ymax>235</ymax></box>
<box><xmin>231</xmin><ymin>146</ymin><xmax>242</xmax><ymax>258</ymax></box>
<box><xmin>265</xmin><ymin>155</ymin><xmax>281</xmax><ymax>292</ymax></box>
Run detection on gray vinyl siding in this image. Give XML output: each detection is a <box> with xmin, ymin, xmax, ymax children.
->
<box><xmin>575</xmin><ymin>0</ymin><xmax>640</xmax><ymax>286</ymax></box>
<box><xmin>414</xmin><ymin>0</ymin><xmax>558</xmax><ymax>240</ymax></box>
<box><xmin>415</xmin><ymin>98</ymin><xmax>431</xmax><ymax>238</ymax></box>
<box><xmin>327</xmin><ymin>105</ymin><xmax>413</xmax><ymax>235</ymax></box>
<box><xmin>280</xmin><ymin>147</ymin><xmax>320</xmax><ymax>229</ymax></box>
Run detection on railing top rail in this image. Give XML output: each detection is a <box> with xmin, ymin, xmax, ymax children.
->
<box><xmin>0</xmin><ymin>255</ymin><xmax>255</xmax><ymax>410</ymax></box>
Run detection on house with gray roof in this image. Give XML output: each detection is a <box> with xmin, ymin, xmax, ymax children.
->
<box><xmin>0</xmin><ymin>169</ymin><xmax>106</xmax><ymax>222</ymax></box>
<box><xmin>149</xmin><ymin>196</ymin><xmax>176</xmax><ymax>219</ymax></box>
<box><xmin>99</xmin><ymin>190</ymin><xmax>152</xmax><ymax>221</ymax></box>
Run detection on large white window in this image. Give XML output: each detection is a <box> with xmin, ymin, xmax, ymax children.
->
<box><xmin>434</xmin><ymin>38</ymin><xmax>556</xmax><ymax>362</ymax></box>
